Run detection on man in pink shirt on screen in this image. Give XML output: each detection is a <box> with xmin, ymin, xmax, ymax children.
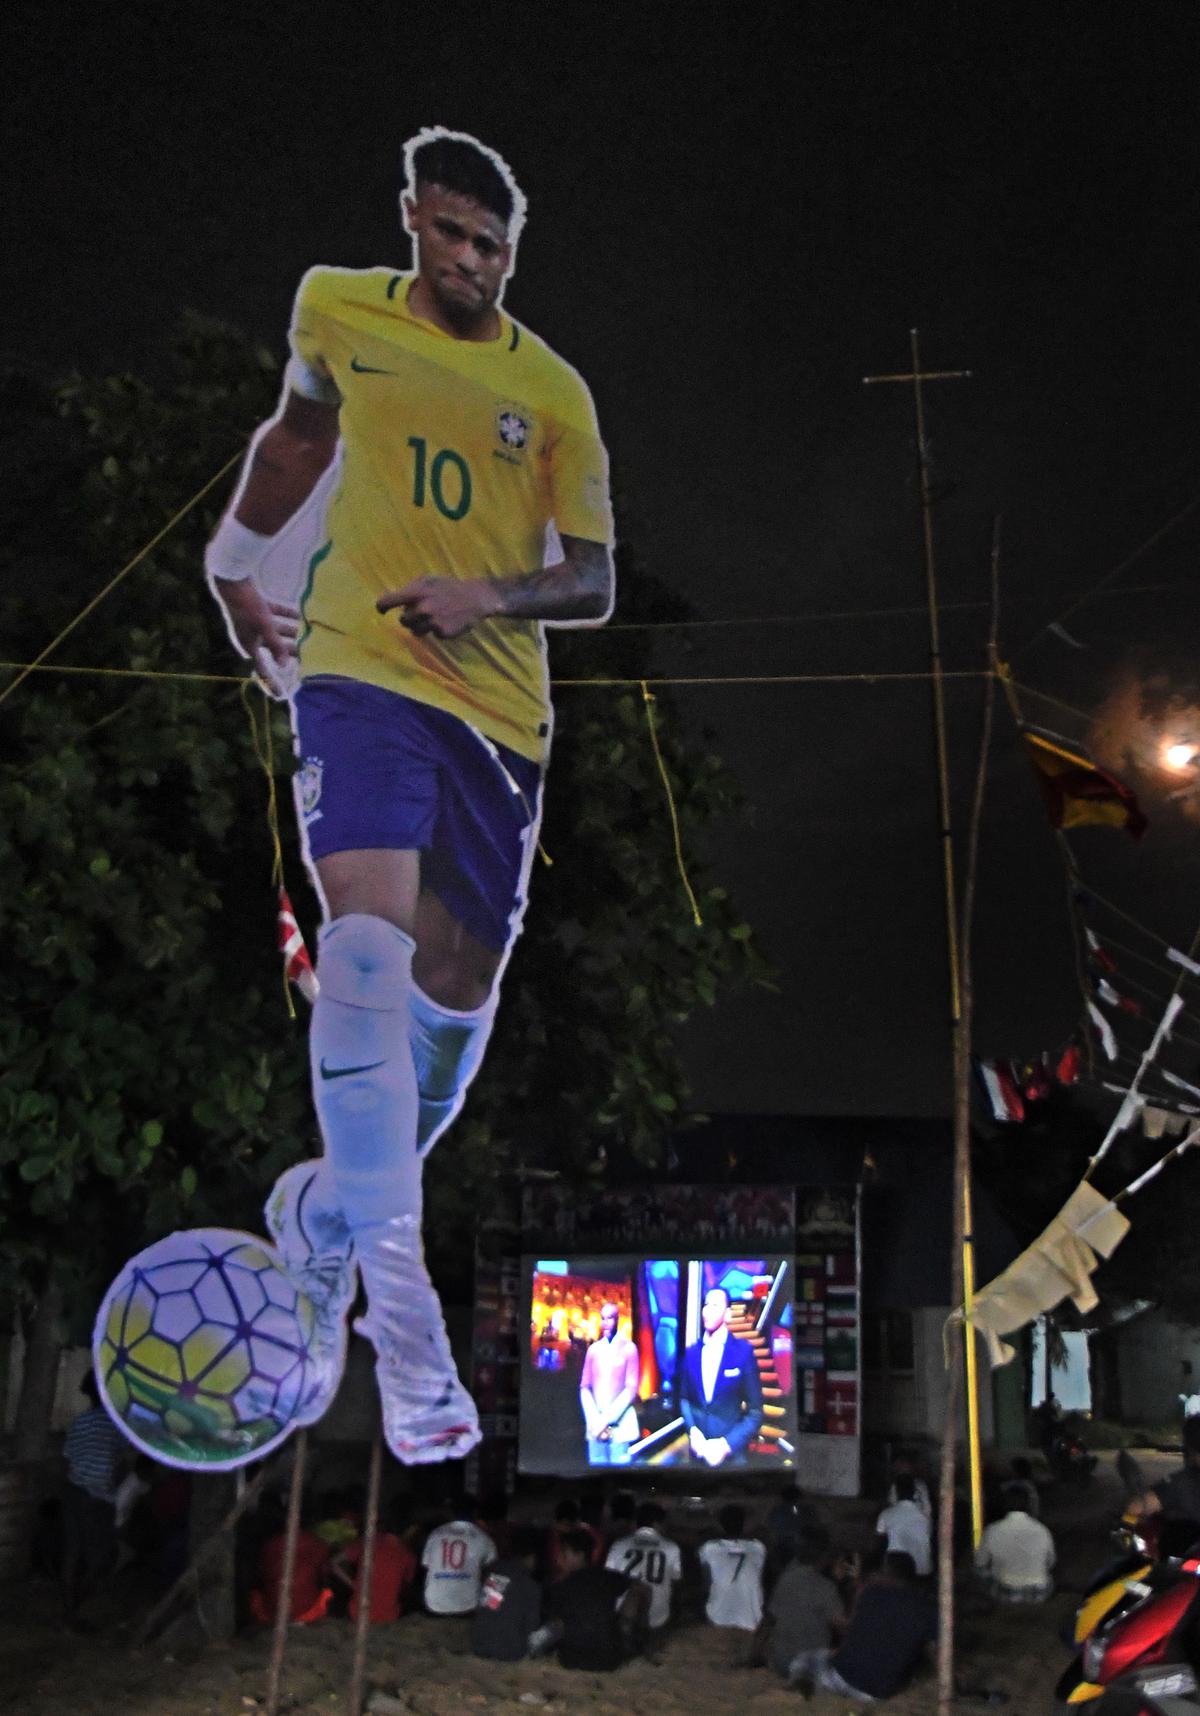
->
<box><xmin>579</xmin><ymin>1303</ymin><xmax>640</xmax><ymax>1465</ymax></box>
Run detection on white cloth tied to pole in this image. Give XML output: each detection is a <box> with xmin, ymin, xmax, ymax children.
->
<box><xmin>953</xmin><ymin>1183</ymin><xmax>1130</xmax><ymax>1368</ymax></box>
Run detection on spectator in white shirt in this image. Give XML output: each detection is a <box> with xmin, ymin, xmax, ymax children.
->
<box><xmin>699</xmin><ymin>1504</ymin><xmax>766</xmax><ymax>1631</ymax></box>
<box><xmin>422</xmin><ymin>1501</ymin><xmax>497</xmax><ymax>1615</ymax></box>
<box><xmin>605</xmin><ymin>1502</ymin><xmax>682</xmax><ymax>1631</ymax></box>
<box><xmin>875</xmin><ymin>1475</ymin><xmax>932</xmax><ymax>1578</ymax></box>
<box><xmin>1005</xmin><ymin>1457</ymin><xmax>1040</xmax><ymax>1518</ymax></box>
<box><xmin>974</xmin><ymin>1488</ymin><xmax>1055</xmax><ymax>1603</ymax></box>
<box><xmin>885</xmin><ymin>1451</ymin><xmax>932</xmax><ymax>1519</ymax></box>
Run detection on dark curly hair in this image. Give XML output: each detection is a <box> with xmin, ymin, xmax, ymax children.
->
<box><xmin>404</xmin><ymin>128</ymin><xmax>524</xmax><ymax>230</ymax></box>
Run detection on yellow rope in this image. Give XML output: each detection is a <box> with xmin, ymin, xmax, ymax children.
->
<box><xmin>239</xmin><ymin>681</ymin><xmax>296</xmax><ymax>1020</ymax></box>
<box><xmin>641</xmin><ymin>681</ymin><xmax>703</xmax><ymax>928</ymax></box>
<box><xmin>0</xmin><ymin>660</ymin><xmax>994</xmax><ymax>691</ymax></box>
<box><xmin>0</xmin><ymin>449</ymin><xmax>245</xmax><ymax>710</ymax></box>
<box><xmin>0</xmin><ymin>661</ymin><xmax>246</xmax><ymax>685</ymax></box>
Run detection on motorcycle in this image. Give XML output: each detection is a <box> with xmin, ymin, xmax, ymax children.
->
<box><xmin>1088</xmin><ymin>1691</ymin><xmax>1200</xmax><ymax>1714</ymax></box>
<box><xmin>1050</xmin><ymin>1423</ymin><xmax>1100</xmax><ymax>1484</ymax></box>
<box><xmin>1070</xmin><ymin>1514</ymin><xmax>1185</xmax><ymax>1652</ymax></box>
<box><xmin>1056</xmin><ymin>1542</ymin><xmax>1200</xmax><ymax>1707</ymax></box>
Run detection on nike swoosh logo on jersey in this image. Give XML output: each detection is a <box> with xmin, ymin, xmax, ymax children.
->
<box><xmin>319</xmin><ymin>1057</ymin><xmax>386</xmax><ymax>1079</ymax></box>
<box><xmin>349</xmin><ymin>356</ymin><xmax>397</xmax><ymax>375</ymax></box>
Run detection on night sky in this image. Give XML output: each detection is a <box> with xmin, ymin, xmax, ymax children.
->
<box><xmin>6</xmin><ymin>4</ymin><xmax>1199</xmax><ymax>1116</ymax></box>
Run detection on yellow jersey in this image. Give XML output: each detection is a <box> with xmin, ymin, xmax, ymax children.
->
<box><xmin>289</xmin><ymin>267</ymin><xmax>612</xmax><ymax>761</ymax></box>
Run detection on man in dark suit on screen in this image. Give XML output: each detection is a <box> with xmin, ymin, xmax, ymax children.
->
<box><xmin>679</xmin><ymin>1285</ymin><xmax>764</xmax><ymax>1467</ymax></box>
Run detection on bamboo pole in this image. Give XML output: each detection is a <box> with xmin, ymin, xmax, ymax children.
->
<box><xmin>347</xmin><ymin>1429</ymin><xmax>385</xmax><ymax>1716</ymax></box>
<box><xmin>907</xmin><ymin>327</ymin><xmax>985</xmax><ymax>1549</ymax></box>
<box><xmin>936</xmin><ymin>1343</ymin><xmax>964</xmax><ymax>1714</ymax></box>
<box><xmin>133</xmin><ymin>1462</ymin><xmax>273</xmax><ymax>1647</ymax></box>
<box><xmin>266</xmin><ymin>1428</ymin><xmax>308</xmax><ymax>1716</ymax></box>
<box><xmin>936</xmin><ymin>518</ymin><xmax>1000</xmax><ymax>1714</ymax></box>
<box><xmin>863</xmin><ymin>333</ymin><xmax>984</xmax><ymax>1545</ymax></box>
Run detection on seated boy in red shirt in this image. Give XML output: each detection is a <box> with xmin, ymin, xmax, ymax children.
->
<box><xmin>332</xmin><ymin>1501</ymin><xmax>418</xmax><ymax>1623</ymax></box>
<box><xmin>249</xmin><ymin>1500</ymin><xmax>332</xmax><ymax>1625</ymax></box>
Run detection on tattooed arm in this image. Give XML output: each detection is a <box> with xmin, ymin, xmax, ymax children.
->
<box><xmin>375</xmin><ymin>535</ymin><xmax>613</xmax><ymax>638</ymax></box>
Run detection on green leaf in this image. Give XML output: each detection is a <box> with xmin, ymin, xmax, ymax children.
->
<box><xmin>180</xmin><ymin>1165</ymin><xmax>197</xmax><ymax>1198</ymax></box>
<box><xmin>140</xmin><ymin>1119</ymin><xmax>163</xmax><ymax>1149</ymax></box>
<box><xmin>19</xmin><ymin>1156</ymin><xmax>56</xmax><ymax>1183</ymax></box>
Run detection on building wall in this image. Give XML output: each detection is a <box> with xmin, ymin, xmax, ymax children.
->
<box><xmin>1116</xmin><ymin>1314</ymin><xmax>1200</xmax><ymax>1425</ymax></box>
<box><xmin>864</xmin><ymin>1305</ymin><xmax>996</xmax><ymax>1449</ymax></box>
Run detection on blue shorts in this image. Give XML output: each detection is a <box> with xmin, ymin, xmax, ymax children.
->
<box><xmin>292</xmin><ymin>677</ymin><xmax>544</xmax><ymax>953</ymax></box>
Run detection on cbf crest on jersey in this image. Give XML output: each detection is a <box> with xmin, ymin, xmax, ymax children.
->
<box><xmin>496</xmin><ymin>403</ymin><xmax>532</xmax><ymax>462</ymax></box>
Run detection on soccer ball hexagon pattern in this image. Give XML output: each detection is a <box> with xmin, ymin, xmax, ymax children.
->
<box><xmin>94</xmin><ymin>1228</ymin><xmax>327</xmax><ymax>1470</ymax></box>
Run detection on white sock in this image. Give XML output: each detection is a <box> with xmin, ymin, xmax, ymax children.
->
<box><xmin>310</xmin><ymin>914</ymin><xmax>420</xmax><ymax>1242</ymax></box>
<box><xmin>409</xmin><ymin>982</ymin><xmax>498</xmax><ymax>1156</ymax></box>
<box><xmin>296</xmin><ymin>960</ymin><xmax>498</xmax><ymax>1240</ymax></box>
<box><xmin>309</xmin><ymin>915</ymin><xmax>459</xmax><ymax>1413</ymax></box>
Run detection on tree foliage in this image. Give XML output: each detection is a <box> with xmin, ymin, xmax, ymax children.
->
<box><xmin>0</xmin><ymin>319</ymin><xmax>769</xmax><ymax>1324</ymax></box>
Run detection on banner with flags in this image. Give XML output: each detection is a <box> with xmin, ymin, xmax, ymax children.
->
<box><xmin>974</xmin><ymin>1048</ymin><xmax>1082</xmax><ymax>1123</ymax></box>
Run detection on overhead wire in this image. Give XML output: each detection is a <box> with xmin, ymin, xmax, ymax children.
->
<box><xmin>0</xmin><ymin>448</ymin><xmax>245</xmax><ymax>711</ymax></box>
<box><xmin>601</xmin><ymin>583</ymin><xmax>1177</xmax><ymax>635</ymax></box>
<box><xmin>1013</xmin><ymin>490</ymin><xmax>1200</xmax><ymax>659</ymax></box>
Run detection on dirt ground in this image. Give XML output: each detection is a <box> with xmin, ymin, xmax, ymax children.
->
<box><xmin>3</xmin><ymin>1454</ymin><xmax>1174</xmax><ymax>1716</ymax></box>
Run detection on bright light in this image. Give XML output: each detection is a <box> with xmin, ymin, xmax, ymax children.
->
<box><xmin>1164</xmin><ymin>742</ymin><xmax>1199</xmax><ymax>770</ymax></box>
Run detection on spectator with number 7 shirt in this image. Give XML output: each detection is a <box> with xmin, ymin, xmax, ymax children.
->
<box><xmin>699</xmin><ymin>1503</ymin><xmax>767</xmax><ymax>1631</ymax></box>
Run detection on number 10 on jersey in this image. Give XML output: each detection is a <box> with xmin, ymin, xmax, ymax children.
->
<box><xmin>407</xmin><ymin>436</ymin><xmax>472</xmax><ymax>521</ymax></box>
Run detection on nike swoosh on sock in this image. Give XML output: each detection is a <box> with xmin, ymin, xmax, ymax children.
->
<box><xmin>319</xmin><ymin>1058</ymin><xmax>387</xmax><ymax>1080</ymax></box>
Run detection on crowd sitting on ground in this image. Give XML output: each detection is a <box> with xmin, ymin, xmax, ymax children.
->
<box><xmin>48</xmin><ymin>1369</ymin><xmax>1062</xmax><ymax>1704</ymax></box>
<box><xmin>76</xmin><ymin>1368</ymin><xmax>1200</xmax><ymax>1704</ymax></box>
<box><xmin>227</xmin><ymin>1478</ymin><xmax>948</xmax><ymax>1698</ymax></box>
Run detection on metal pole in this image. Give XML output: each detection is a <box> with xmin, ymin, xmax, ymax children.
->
<box><xmin>266</xmin><ymin>1427</ymin><xmax>308</xmax><ymax>1716</ymax></box>
<box><xmin>347</xmin><ymin>1429</ymin><xmax>385</xmax><ymax>1716</ymax></box>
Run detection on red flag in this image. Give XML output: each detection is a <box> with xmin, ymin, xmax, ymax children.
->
<box><xmin>978</xmin><ymin>1060</ymin><xmax>1026</xmax><ymax>1123</ymax></box>
<box><xmin>1022</xmin><ymin>729</ymin><xmax>1147</xmax><ymax>840</ymax></box>
<box><xmin>1055</xmin><ymin>1044</ymin><xmax>1081</xmax><ymax>1086</ymax></box>
<box><xmin>1094</xmin><ymin>975</ymin><xmax>1143</xmax><ymax>1018</ymax></box>
<box><xmin>1085</xmin><ymin>929</ymin><xmax>1117</xmax><ymax>973</ymax></box>
<box><xmin>278</xmin><ymin>887</ymin><xmax>318</xmax><ymax>1005</ymax></box>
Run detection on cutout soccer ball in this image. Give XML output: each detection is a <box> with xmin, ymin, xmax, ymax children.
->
<box><xmin>94</xmin><ymin>1228</ymin><xmax>327</xmax><ymax>1471</ymax></box>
